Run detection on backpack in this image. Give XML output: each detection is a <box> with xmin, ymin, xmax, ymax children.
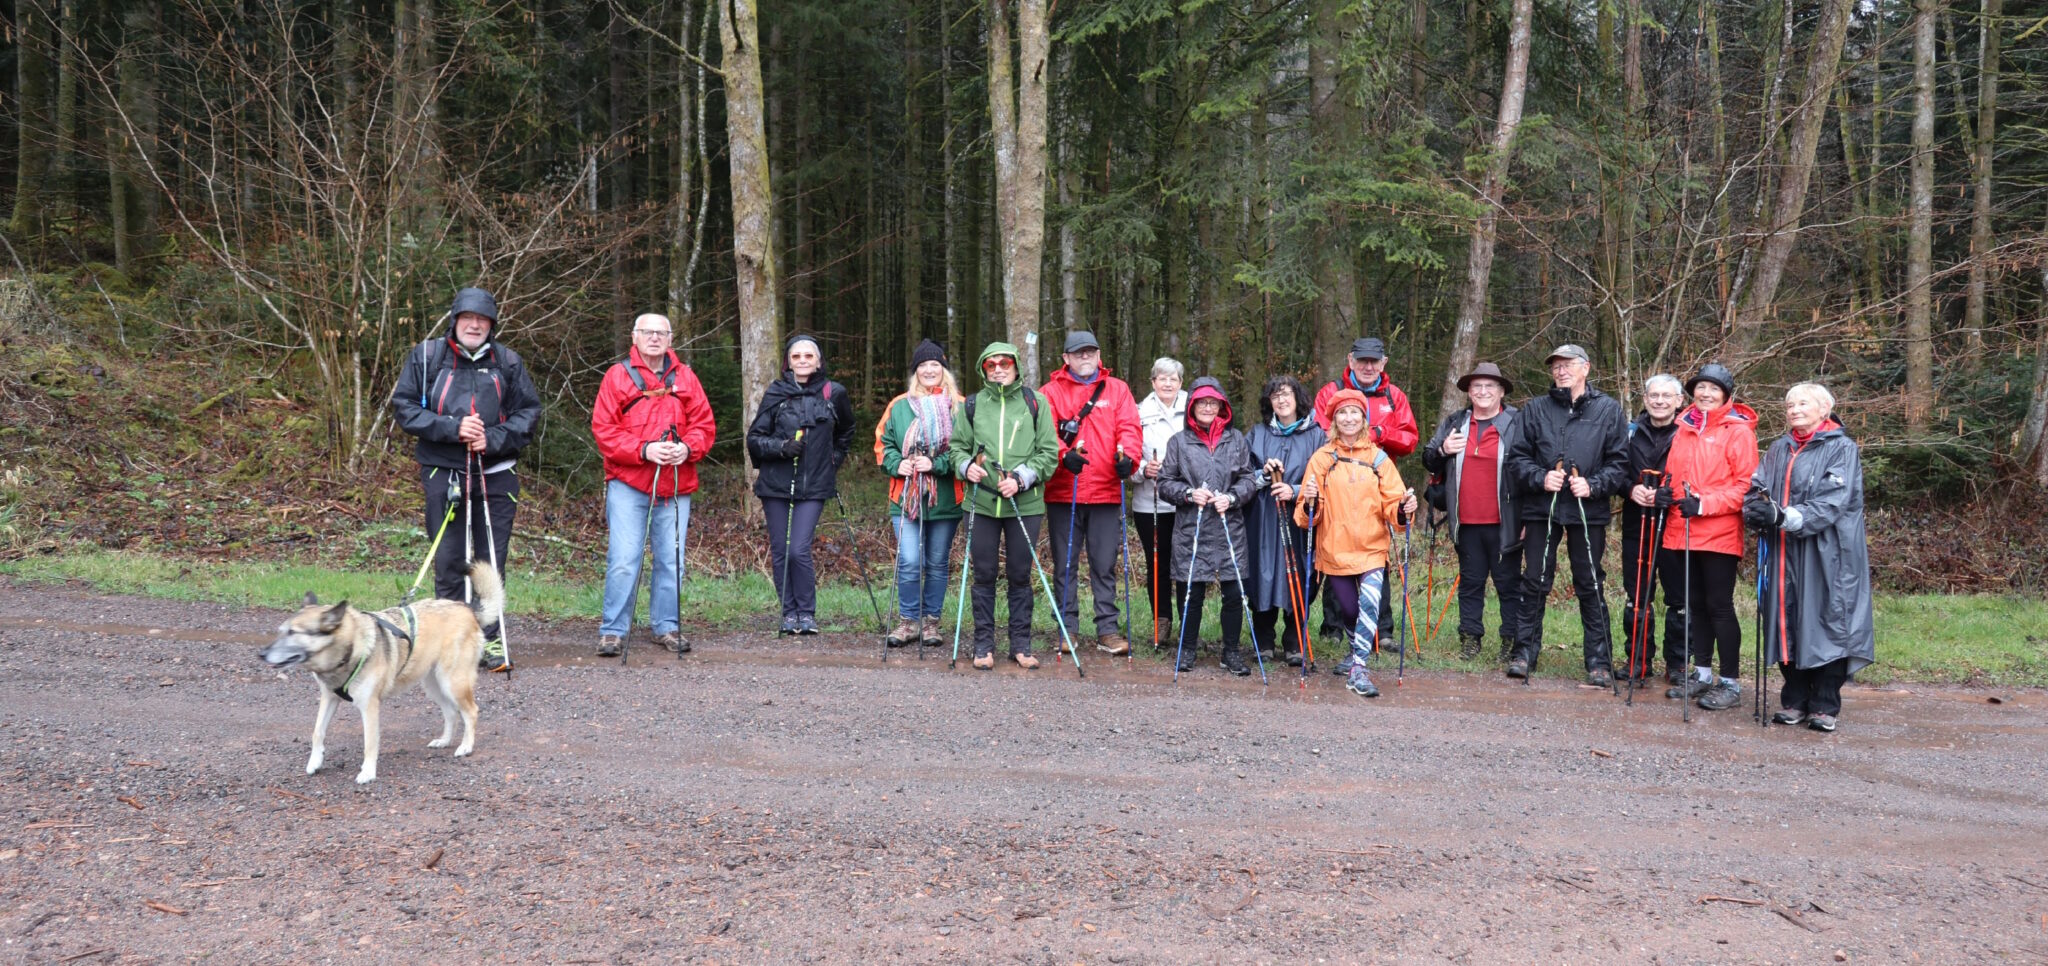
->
<box><xmin>619</xmin><ymin>354</ymin><xmax>683</xmax><ymax>415</ymax></box>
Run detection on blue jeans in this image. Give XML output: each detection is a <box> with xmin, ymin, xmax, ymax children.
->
<box><xmin>601</xmin><ymin>479</ymin><xmax>691</xmax><ymax>637</ymax></box>
<box><xmin>892</xmin><ymin>514</ymin><xmax>959</xmax><ymax>620</ymax></box>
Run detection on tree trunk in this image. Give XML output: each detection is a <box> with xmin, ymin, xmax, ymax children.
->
<box><xmin>987</xmin><ymin>0</ymin><xmax>1050</xmax><ymax>386</ymax></box>
<box><xmin>8</xmin><ymin>0</ymin><xmax>53</xmax><ymax>241</ymax></box>
<box><xmin>54</xmin><ymin>0</ymin><xmax>80</xmax><ymax>214</ymax></box>
<box><xmin>1438</xmin><ymin>0</ymin><xmax>1534</xmax><ymax>421</ymax></box>
<box><xmin>2025</xmin><ymin>256</ymin><xmax>2048</xmax><ymax>488</ymax></box>
<box><xmin>722</xmin><ymin>0</ymin><xmax>781</xmax><ymax>467</ymax></box>
<box><xmin>1904</xmin><ymin>0</ymin><xmax>1935</xmax><ymax>433</ymax></box>
<box><xmin>108</xmin><ymin>4</ymin><xmax>158</xmax><ymax>278</ymax></box>
<box><xmin>902</xmin><ymin>0</ymin><xmax>926</xmax><ymax>340</ymax></box>
<box><xmin>1727</xmin><ymin>0</ymin><xmax>1856</xmax><ymax>357</ymax></box>
<box><xmin>1310</xmin><ymin>0</ymin><xmax>1358</xmax><ymax>381</ymax></box>
<box><xmin>1964</xmin><ymin>0</ymin><xmax>2001</xmax><ymax>352</ymax></box>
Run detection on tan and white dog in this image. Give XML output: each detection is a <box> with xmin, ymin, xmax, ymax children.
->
<box><xmin>261</xmin><ymin>561</ymin><xmax>499</xmax><ymax>784</ymax></box>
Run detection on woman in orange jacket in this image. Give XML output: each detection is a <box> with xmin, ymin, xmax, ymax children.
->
<box><xmin>1293</xmin><ymin>390</ymin><xmax>1417</xmax><ymax>697</ymax></box>
<box><xmin>1656</xmin><ymin>363</ymin><xmax>1759</xmax><ymax>711</ymax></box>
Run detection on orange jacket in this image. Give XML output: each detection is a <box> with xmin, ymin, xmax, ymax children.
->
<box><xmin>1660</xmin><ymin>401</ymin><xmax>1759</xmax><ymax>557</ymax></box>
<box><xmin>1292</xmin><ymin>435</ymin><xmax>1408</xmax><ymax>576</ymax></box>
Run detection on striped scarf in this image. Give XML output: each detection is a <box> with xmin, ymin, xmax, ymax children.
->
<box><xmin>902</xmin><ymin>393</ymin><xmax>954</xmax><ymax>521</ymax></box>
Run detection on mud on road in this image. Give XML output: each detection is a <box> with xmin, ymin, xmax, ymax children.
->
<box><xmin>3</xmin><ymin>579</ymin><xmax>2046</xmax><ymax>964</ymax></box>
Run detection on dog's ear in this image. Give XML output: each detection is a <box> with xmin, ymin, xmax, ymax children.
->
<box><xmin>316</xmin><ymin>602</ymin><xmax>349</xmax><ymax>633</ymax></box>
<box><xmin>303</xmin><ymin>591</ymin><xmax>319</xmax><ymax>606</ymax></box>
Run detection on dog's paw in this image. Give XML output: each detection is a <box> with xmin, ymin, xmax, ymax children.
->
<box><xmin>305</xmin><ymin>753</ymin><xmax>324</xmax><ymax>775</ymax></box>
<box><xmin>454</xmin><ymin>743</ymin><xmax>473</xmax><ymax>758</ymax></box>
<box><xmin>355</xmin><ymin>767</ymin><xmax>376</xmax><ymax>784</ymax></box>
<box><xmin>427</xmin><ymin>737</ymin><xmax>450</xmax><ymax>749</ymax></box>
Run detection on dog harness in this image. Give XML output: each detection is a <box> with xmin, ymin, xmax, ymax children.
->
<box><xmin>333</xmin><ymin>607</ymin><xmax>417</xmax><ymax>703</ymax></box>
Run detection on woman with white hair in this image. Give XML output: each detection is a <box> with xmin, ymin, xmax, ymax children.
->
<box><xmin>747</xmin><ymin>334</ymin><xmax>856</xmax><ymax>635</ymax></box>
<box><xmin>1133</xmin><ymin>357</ymin><xmax>1187</xmax><ymax>648</ymax></box>
<box><xmin>1743</xmin><ymin>383</ymin><xmax>1875</xmax><ymax>733</ymax></box>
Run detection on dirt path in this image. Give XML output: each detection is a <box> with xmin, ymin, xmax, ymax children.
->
<box><xmin>3</xmin><ymin>580</ymin><xmax>2045</xmax><ymax>964</ymax></box>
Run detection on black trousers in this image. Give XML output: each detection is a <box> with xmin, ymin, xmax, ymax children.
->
<box><xmin>1133</xmin><ymin>509</ymin><xmax>1177</xmax><ymax>642</ymax></box>
<box><xmin>1684</xmin><ymin>549</ymin><xmax>1743</xmax><ymax>679</ymax></box>
<box><xmin>1453</xmin><ymin>522</ymin><xmax>1522</xmax><ymax>643</ymax></box>
<box><xmin>970</xmin><ymin>514</ymin><xmax>1042</xmax><ymax>657</ymax></box>
<box><xmin>1178</xmin><ymin>579</ymin><xmax>1245</xmax><ymax>656</ymax></box>
<box><xmin>1781</xmin><ymin>657</ymin><xmax>1852</xmax><ymax>716</ymax></box>
<box><xmin>1513</xmin><ymin>520</ymin><xmax>1612</xmax><ymax>672</ymax></box>
<box><xmin>762</xmin><ymin>498</ymin><xmax>825</xmax><ymax>619</ymax></box>
<box><xmin>1618</xmin><ymin>510</ymin><xmax>1686</xmax><ymax>677</ymax></box>
<box><xmin>421</xmin><ymin>465</ymin><xmax>517</xmax><ymax>640</ymax></box>
<box><xmin>1047</xmin><ymin>501</ymin><xmax>1126</xmax><ymax>638</ymax></box>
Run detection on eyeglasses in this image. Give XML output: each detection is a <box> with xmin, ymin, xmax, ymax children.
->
<box><xmin>983</xmin><ymin>358</ymin><xmax>1016</xmax><ymax>370</ymax></box>
<box><xmin>634</xmin><ymin>329</ymin><xmax>671</xmax><ymax>338</ymax></box>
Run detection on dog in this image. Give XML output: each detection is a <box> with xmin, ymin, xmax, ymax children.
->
<box><xmin>260</xmin><ymin>560</ymin><xmax>500</xmax><ymax>784</ymax></box>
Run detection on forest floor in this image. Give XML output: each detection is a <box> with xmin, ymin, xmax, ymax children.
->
<box><xmin>5</xmin><ymin>579</ymin><xmax>2047</xmax><ymax>964</ymax></box>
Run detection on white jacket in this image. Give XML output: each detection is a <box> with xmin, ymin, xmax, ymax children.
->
<box><xmin>1132</xmin><ymin>390</ymin><xmax>1187</xmax><ymax>513</ymax></box>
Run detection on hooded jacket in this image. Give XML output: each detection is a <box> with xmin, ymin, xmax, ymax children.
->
<box><xmin>947</xmin><ymin>342</ymin><xmax>1060</xmax><ymax>518</ymax></box>
<box><xmin>1132</xmin><ymin>389</ymin><xmax>1188</xmax><ymax>513</ymax></box>
<box><xmin>746</xmin><ymin>333</ymin><xmax>856</xmax><ymax>501</ymax></box>
<box><xmin>1504</xmin><ymin>383</ymin><xmax>1630</xmax><ymax>525</ymax></box>
<box><xmin>1156</xmin><ymin>378</ymin><xmax>1258</xmax><ymax>583</ymax></box>
<box><xmin>1292</xmin><ymin>422</ymin><xmax>1408</xmax><ymax>577</ymax></box>
<box><xmin>1040</xmin><ymin>364</ymin><xmax>1144</xmax><ymax>504</ymax></box>
<box><xmin>1660</xmin><ymin>401</ymin><xmax>1758</xmax><ymax>557</ymax></box>
<box><xmin>1244</xmin><ymin>414</ymin><xmax>1326</xmax><ymax>613</ymax></box>
<box><xmin>1422</xmin><ymin>404</ymin><xmax>1521</xmax><ymax>544</ymax></box>
<box><xmin>591</xmin><ymin>348</ymin><xmax>717</xmax><ymax>498</ymax></box>
<box><xmin>389</xmin><ymin>291</ymin><xmax>543</xmax><ymax>472</ymax></box>
<box><xmin>1311</xmin><ymin>370</ymin><xmax>1419</xmax><ymax>457</ymax></box>
<box><xmin>1751</xmin><ymin>423</ymin><xmax>1875</xmax><ymax>673</ymax></box>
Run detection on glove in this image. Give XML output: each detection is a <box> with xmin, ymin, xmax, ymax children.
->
<box><xmin>1742</xmin><ymin>492</ymin><xmax>1783</xmax><ymax>529</ymax></box>
<box><xmin>1115</xmin><ymin>452</ymin><xmax>1137</xmax><ymax>478</ymax></box>
<box><xmin>1061</xmin><ymin>448</ymin><xmax>1088</xmax><ymax>475</ymax></box>
<box><xmin>1652</xmin><ymin>486</ymin><xmax>1674</xmax><ymax>510</ymax></box>
<box><xmin>778</xmin><ymin>437</ymin><xmax>807</xmax><ymax>459</ymax></box>
<box><xmin>1396</xmin><ymin>505</ymin><xmax>1410</xmax><ymax>527</ymax></box>
<box><xmin>1677</xmin><ymin>495</ymin><xmax>1702</xmax><ymax>518</ymax></box>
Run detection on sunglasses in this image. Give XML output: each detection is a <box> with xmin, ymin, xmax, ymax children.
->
<box><xmin>983</xmin><ymin>358</ymin><xmax>1017</xmax><ymax>370</ymax></box>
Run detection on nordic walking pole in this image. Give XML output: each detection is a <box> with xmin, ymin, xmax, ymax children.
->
<box><xmin>1625</xmin><ymin>505</ymin><xmax>1652</xmax><ymax>707</ymax></box>
<box><xmin>1681</xmin><ymin>483</ymin><xmax>1695</xmax><ymax>724</ymax></box>
<box><xmin>1566</xmin><ymin>463</ymin><xmax>1614</xmax><ymax>694</ymax></box>
<box><xmin>627</xmin><ymin>458</ymin><xmax>665</xmax><ymax>668</ymax></box>
<box><xmin>462</xmin><ymin>450</ymin><xmax>476</xmax><ymax>605</ymax></box>
<box><xmin>1395</xmin><ymin>489</ymin><xmax>1415</xmax><ymax>687</ymax></box>
<box><xmin>1173</xmin><ymin>497</ymin><xmax>1203</xmax><ymax>684</ymax></box>
<box><xmin>1217</xmin><ymin>496</ymin><xmax>1268</xmax><ymax>686</ymax></box>
<box><xmin>673</xmin><ymin>432</ymin><xmax>689</xmax><ymax>661</ymax></box>
<box><xmin>1539</xmin><ymin>459</ymin><xmax>1566</xmax><ymax>587</ymax></box>
<box><xmin>979</xmin><ymin>449</ymin><xmax>1084</xmax><ymax>675</ymax></box>
<box><xmin>1117</xmin><ymin>452</ymin><xmax>1134</xmax><ymax>667</ymax></box>
<box><xmin>949</xmin><ymin>461</ymin><xmax>980</xmax><ymax>669</ymax></box>
<box><xmin>779</xmin><ymin>429</ymin><xmax>804</xmax><ymax>630</ymax></box>
<box><xmin>914</xmin><ymin>456</ymin><xmax>927</xmax><ymax>662</ymax></box>
<box><xmin>1149</xmin><ymin>446</ymin><xmax>1163</xmax><ymax>651</ymax></box>
<box><xmin>1754</xmin><ymin>534</ymin><xmax>1769</xmax><ymax>727</ymax></box>
<box><xmin>473</xmin><ymin>450</ymin><xmax>514</xmax><ymax>678</ymax></box>
<box><xmin>1302</xmin><ymin>497</ymin><xmax>1320</xmax><ymax>675</ymax></box>
<box><xmin>836</xmin><ymin>490</ymin><xmax>889</xmax><ymax>640</ymax></box>
<box><xmin>1058</xmin><ymin>439</ymin><xmax>1083</xmax><ymax>656</ymax></box>
<box><xmin>1281</xmin><ymin>499</ymin><xmax>1310</xmax><ymax>689</ymax></box>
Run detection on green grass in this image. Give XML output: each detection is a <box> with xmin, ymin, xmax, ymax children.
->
<box><xmin>3</xmin><ymin>549</ymin><xmax>2044</xmax><ymax>687</ymax></box>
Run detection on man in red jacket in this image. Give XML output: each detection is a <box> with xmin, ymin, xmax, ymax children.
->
<box><xmin>1310</xmin><ymin>336</ymin><xmax>1419</xmax><ymax>649</ymax></box>
<box><xmin>1041</xmin><ymin>331</ymin><xmax>1144</xmax><ymax>655</ymax></box>
<box><xmin>590</xmin><ymin>314</ymin><xmax>718</xmax><ymax>657</ymax></box>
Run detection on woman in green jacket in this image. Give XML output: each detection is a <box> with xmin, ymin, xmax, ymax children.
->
<box><xmin>948</xmin><ymin>342</ymin><xmax>1061</xmax><ymax>669</ymax></box>
<box><xmin>877</xmin><ymin>340</ymin><xmax>965</xmax><ymax>649</ymax></box>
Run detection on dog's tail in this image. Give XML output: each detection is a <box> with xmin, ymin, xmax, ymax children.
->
<box><xmin>466</xmin><ymin>559</ymin><xmax>505</xmax><ymax>631</ymax></box>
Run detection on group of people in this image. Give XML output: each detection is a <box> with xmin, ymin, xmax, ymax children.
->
<box><xmin>387</xmin><ymin>287</ymin><xmax>1877</xmax><ymax>730</ymax></box>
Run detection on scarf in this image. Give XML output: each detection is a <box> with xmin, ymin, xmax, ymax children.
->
<box><xmin>902</xmin><ymin>392</ymin><xmax>954</xmax><ymax>520</ymax></box>
<box><xmin>1344</xmin><ymin>371</ymin><xmax>1385</xmax><ymax>395</ymax></box>
<box><xmin>1269</xmin><ymin>415</ymin><xmax>1312</xmax><ymax>436</ymax></box>
<box><xmin>1190</xmin><ymin>415</ymin><xmax>1228</xmax><ymax>450</ymax></box>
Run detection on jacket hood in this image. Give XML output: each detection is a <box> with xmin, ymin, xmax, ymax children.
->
<box><xmin>1682</xmin><ymin>400</ymin><xmax>1757</xmax><ymax>432</ymax></box>
<box><xmin>446</xmin><ymin>287</ymin><xmax>500</xmax><ymax>339</ymax></box>
<box><xmin>1186</xmin><ymin>377</ymin><xmax>1234</xmax><ymax>425</ymax></box>
<box><xmin>973</xmin><ymin>341</ymin><xmax>1025</xmax><ymax>390</ymax></box>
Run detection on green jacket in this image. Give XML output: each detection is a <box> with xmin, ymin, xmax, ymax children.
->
<box><xmin>948</xmin><ymin>342</ymin><xmax>1059</xmax><ymax>518</ymax></box>
<box><xmin>878</xmin><ymin>391</ymin><xmax>964</xmax><ymax>521</ymax></box>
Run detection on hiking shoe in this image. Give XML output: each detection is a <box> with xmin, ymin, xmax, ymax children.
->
<box><xmin>1772</xmin><ymin>709</ymin><xmax>1809</xmax><ymax>726</ymax></box>
<box><xmin>1667</xmin><ymin>675</ymin><xmax>1713</xmax><ymax>700</ymax></box>
<box><xmin>1013</xmin><ymin>653</ymin><xmax>1040</xmax><ymax>670</ymax></box>
<box><xmin>778</xmin><ymin>616</ymin><xmax>799</xmax><ymax>636</ymax></box>
<box><xmin>479</xmin><ymin>638</ymin><xmax>510</xmax><ymax>672</ymax></box>
<box><xmin>1697</xmin><ymin>680</ymin><xmax>1742</xmax><ymax>711</ymax></box>
<box><xmin>1807</xmin><ymin>713</ymin><xmax>1838</xmax><ymax>733</ymax></box>
<box><xmin>921</xmin><ymin>617</ymin><xmax>944</xmax><ymax>647</ymax></box>
<box><xmin>1097</xmin><ymin>633</ymin><xmax>1131</xmax><ymax>656</ymax></box>
<box><xmin>1285</xmin><ymin>650</ymin><xmax>1305</xmax><ymax>667</ymax></box>
<box><xmin>1458</xmin><ymin>633</ymin><xmax>1484</xmax><ymax>661</ymax></box>
<box><xmin>886</xmin><ymin>620</ymin><xmax>919</xmax><ymax>648</ymax></box>
<box><xmin>1505</xmin><ymin>658</ymin><xmax>1530</xmax><ymax>679</ymax></box>
<box><xmin>1174</xmin><ymin>650</ymin><xmax>1197</xmax><ymax>673</ymax></box>
<box><xmin>1498</xmin><ymin>638</ymin><xmax>1514</xmax><ymax>663</ymax></box>
<box><xmin>1586</xmin><ymin>668</ymin><xmax>1613</xmax><ymax>689</ymax></box>
<box><xmin>1346</xmin><ymin>667</ymin><xmax>1380</xmax><ymax>698</ymax></box>
<box><xmin>972</xmin><ymin>653</ymin><xmax>995</xmax><ymax>670</ymax></box>
<box><xmin>596</xmin><ymin>635</ymin><xmax>623</xmax><ymax>658</ymax></box>
<box><xmin>795</xmin><ymin>616</ymin><xmax>820</xmax><ymax>635</ymax></box>
<box><xmin>653</xmin><ymin>631</ymin><xmax>685</xmax><ymax>653</ymax></box>
<box><xmin>1220</xmin><ymin>649</ymin><xmax>1250</xmax><ymax>676</ymax></box>
<box><xmin>1331</xmin><ymin>654</ymin><xmax>1354</xmax><ymax>677</ymax></box>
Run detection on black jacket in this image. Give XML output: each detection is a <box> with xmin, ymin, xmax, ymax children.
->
<box><xmin>389</xmin><ymin>322</ymin><xmax>543</xmax><ymax>472</ymax></box>
<box><xmin>1505</xmin><ymin>384</ymin><xmax>1629</xmax><ymax>525</ymax></box>
<box><xmin>746</xmin><ymin>335</ymin><xmax>856</xmax><ymax>501</ymax></box>
<box><xmin>1620</xmin><ymin>411</ymin><xmax>1679</xmax><ymax>533</ymax></box>
<box><xmin>1421</xmin><ymin>404</ymin><xmax>1521</xmax><ymax>544</ymax></box>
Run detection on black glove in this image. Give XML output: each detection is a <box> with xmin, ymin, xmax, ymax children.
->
<box><xmin>1061</xmin><ymin>448</ymin><xmax>1088</xmax><ymax>475</ymax></box>
<box><xmin>1115</xmin><ymin>452</ymin><xmax>1137</xmax><ymax>478</ymax></box>
<box><xmin>1396</xmin><ymin>505</ymin><xmax>1410</xmax><ymax>527</ymax></box>
<box><xmin>1652</xmin><ymin>486</ymin><xmax>1674</xmax><ymax>510</ymax></box>
<box><xmin>778</xmin><ymin>437</ymin><xmax>807</xmax><ymax>459</ymax></box>
<box><xmin>1742</xmin><ymin>492</ymin><xmax>1783</xmax><ymax>529</ymax></box>
<box><xmin>1677</xmin><ymin>495</ymin><xmax>1702</xmax><ymax>518</ymax></box>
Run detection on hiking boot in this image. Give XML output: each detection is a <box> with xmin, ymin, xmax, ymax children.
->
<box><xmin>1772</xmin><ymin>709</ymin><xmax>1809</xmax><ymax>726</ymax></box>
<box><xmin>479</xmin><ymin>638</ymin><xmax>510</xmax><ymax>672</ymax></box>
<box><xmin>1498</xmin><ymin>638</ymin><xmax>1513</xmax><ymax>663</ymax></box>
<box><xmin>1807</xmin><ymin>713</ymin><xmax>1838</xmax><ymax>733</ymax></box>
<box><xmin>1346</xmin><ymin>666</ymin><xmax>1380</xmax><ymax>698</ymax></box>
<box><xmin>1096</xmin><ymin>633</ymin><xmax>1131</xmax><ymax>656</ymax></box>
<box><xmin>596</xmin><ymin>635</ymin><xmax>623</xmax><ymax>658</ymax></box>
<box><xmin>1666</xmin><ymin>675</ymin><xmax>1713</xmax><ymax>700</ymax></box>
<box><xmin>921</xmin><ymin>617</ymin><xmax>944</xmax><ymax>647</ymax></box>
<box><xmin>1285</xmin><ymin>650</ymin><xmax>1305</xmax><ymax>668</ymax></box>
<box><xmin>1586</xmin><ymin>668</ymin><xmax>1613</xmax><ymax>689</ymax></box>
<box><xmin>778</xmin><ymin>616</ymin><xmax>799</xmax><ymax>636</ymax></box>
<box><xmin>886</xmin><ymin>620</ymin><xmax>920</xmax><ymax>648</ymax></box>
<box><xmin>795</xmin><ymin>616</ymin><xmax>820</xmax><ymax>636</ymax></box>
<box><xmin>1331</xmin><ymin>654</ymin><xmax>1354</xmax><ymax>677</ymax></box>
<box><xmin>972</xmin><ymin>653</ymin><xmax>996</xmax><ymax>670</ymax></box>
<box><xmin>1697</xmin><ymin>680</ymin><xmax>1742</xmax><ymax>711</ymax></box>
<box><xmin>1013</xmin><ymin>652</ymin><xmax>1040</xmax><ymax>670</ymax></box>
<box><xmin>1220</xmin><ymin>648</ymin><xmax>1250</xmax><ymax>677</ymax></box>
<box><xmin>1174</xmin><ymin>649</ymin><xmax>1197</xmax><ymax>673</ymax></box>
<box><xmin>653</xmin><ymin>631</ymin><xmax>685</xmax><ymax>653</ymax></box>
<box><xmin>1458</xmin><ymin>633</ymin><xmax>1484</xmax><ymax>661</ymax></box>
<box><xmin>1505</xmin><ymin>658</ymin><xmax>1530</xmax><ymax>679</ymax></box>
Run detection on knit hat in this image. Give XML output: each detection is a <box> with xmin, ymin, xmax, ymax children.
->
<box><xmin>911</xmin><ymin>339</ymin><xmax>948</xmax><ymax>370</ymax></box>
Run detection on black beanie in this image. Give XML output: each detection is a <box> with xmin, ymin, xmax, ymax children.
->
<box><xmin>911</xmin><ymin>339</ymin><xmax>948</xmax><ymax>370</ymax></box>
<box><xmin>1686</xmin><ymin>363</ymin><xmax>1735</xmax><ymax>400</ymax></box>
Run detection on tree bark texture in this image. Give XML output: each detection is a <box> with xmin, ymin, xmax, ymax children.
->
<box><xmin>9</xmin><ymin>0</ymin><xmax>54</xmax><ymax>240</ymax></box>
<box><xmin>722</xmin><ymin>0</ymin><xmax>782</xmax><ymax>467</ymax></box>
<box><xmin>1905</xmin><ymin>0</ymin><xmax>1936</xmax><ymax>433</ymax></box>
<box><xmin>1964</xmin><ymin>0</ymin><xmax>2001</xmax><ymax>351</ymax></box>
<box><xmin>987</xmin><ymin>0</ymin><xmax>1050</xmax><ymax>386</ymax></box>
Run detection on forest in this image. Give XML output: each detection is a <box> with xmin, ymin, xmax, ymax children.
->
<box><xmin>4</xmin><ymin>0</ymin><xmax>2048</xmax><ymax>512</ymax></box>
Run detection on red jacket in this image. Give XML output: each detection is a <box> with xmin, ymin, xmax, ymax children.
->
<box><xmin>591</xmin><ymin>350</ymin><xmax>717</xmax><ymax>498</ymax></box>
<box><xmin>1313</xmin><ymin>372</ymin><xmax>1419</xmax><ymax>457</ymax></box>
<box><xmin>1039</xmin><ymin>366</ymin><xmax>1143</xmax><ymax>504</ymax></box>
<box><xmin>1660</xmin><ymin>401</ymin><xmax>1758</xmax><ymax>557</ymax></box>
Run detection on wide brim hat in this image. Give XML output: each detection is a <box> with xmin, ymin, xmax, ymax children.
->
<box><xmin>1457</xmin><ymin>361</ymin><xmax>1513</xmax><ymax>396</ymax></box>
